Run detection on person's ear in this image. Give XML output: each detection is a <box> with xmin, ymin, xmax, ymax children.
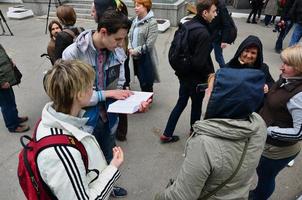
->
<box><xmin>76</xmin><ymin>91</ymin><xmax>84</xmax><ymax>102</ymax></box>
<box><xmin>202</xmin><ymin>10</ymin><xmax>208</xmax><ymax>18</ymax></box>
<box><xmin>100</xmin><ymin>27</ymin><xmax>108</xmax><ymax>36</ymax></box>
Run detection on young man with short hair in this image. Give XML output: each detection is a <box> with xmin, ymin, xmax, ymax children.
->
<box><xmin>160</xmin><ymin>0</ymin><xmax>217</xmax><ymax>143</ymax></box>
<box><xmin>63</xmin><ymin>9</ymin><xmax>149</xmax><ymax>197</ymax></box>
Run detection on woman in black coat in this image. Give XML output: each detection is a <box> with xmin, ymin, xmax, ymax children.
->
<box><xmin>226</xmin><ymin>35</ymin><xmax>275</xmax><ymax>92</ymax></box>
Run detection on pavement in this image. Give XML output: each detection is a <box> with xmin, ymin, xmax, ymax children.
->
<box><xmin>0</xmin><ymin>2</ymin><xmax>302</xmax><ymax>200</ymax></box>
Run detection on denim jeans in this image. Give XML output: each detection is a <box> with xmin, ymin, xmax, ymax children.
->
<box><xmin>93</xmin><ymin>118</ymin><xmax>116</xmax><ymax>164</ymax></box>
<box><xmin>289</xmin><ymin>23</ymin><xmax>302</xmax><ymax>47</ymax></box>
<box><xmin>212</xmin><ymin>41</ymin><xmax>225</xmax><ymax>68</ymax></box>
<box><xmin>163</xmin><ymin>80</ymin><xmax>204</xmax><ymax>137</ymax></box>
<box><xmin>275</xmin><ymin>20</ymin><xmax>294</xmax><ymax>51</ymax></box>
<box><xmin>0</xmin><ymin>88</ymin><xmax>19</xmax><ymax>131</ymax></box>
<box><xmin>252</xmin><ymin>153</ymin><xmax>299</xmax><ymax>200</ymax></box>
<box><xmin>264</xmin><ymin>15</ymin><xmax>272</xmax><ymax>26</ymax></box>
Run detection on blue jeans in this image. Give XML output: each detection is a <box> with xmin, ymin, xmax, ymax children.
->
<box><xmin>163</xmin><ymin>80</ymin><xmax>204</xmax><ymax>137</ymax></box>
<box><xmin>212</xmin><ymin>41</ymin><xmax>225</xmax><ymax>68</ymax></box>
<box><xmin>252</xmin><ymin>153</ymin><xmax>299</xmax><ymax>200</ymax></box>
<box><xmin>289</xmin><ymin>23</ymin><xmax>302</xmax><ymax>47</ymax></box>
<box><xmin>275</xmin><ymin>20</ymin><xmax>294</xmax><ymax>51</ymax></box>
<box><xmin>93</xmin><ymin>118</ymin><xmax>116</xmax><ymax>164</ymax></box>
<box><xmin>264</xmin><ymin>15</ymin><xmax>272</xmax><ymax>26</ymax></box>
<box><xmin>0</xmin><ymin>88</ymin><xmax>20</xmax><ymax>131</ymax></box>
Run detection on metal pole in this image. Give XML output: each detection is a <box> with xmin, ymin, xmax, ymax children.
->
<box><xmin>45</xmin><ymin>0</ymin><xmax>52</xmax><ymax>34</ymax></box>
<box><xmin>0</xmin><ymin>10</ymin><xmax>13</xmax><ymax>36</ymax></box>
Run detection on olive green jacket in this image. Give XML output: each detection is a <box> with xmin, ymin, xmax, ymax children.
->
<box><xmin>155</xmin><ymin>113</ymin><xmax>267</xmax><ymax>200</ymax></box>
<box><xmin>0</xmin><ymin>44</ymin><xmax>17</xmax><ymax>86</ymax></box>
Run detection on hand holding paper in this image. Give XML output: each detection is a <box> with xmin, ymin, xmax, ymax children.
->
<box><xmin>107</xmin><ymin>91</ymin><xmax>153</xmax><ymax>114</ymax></box>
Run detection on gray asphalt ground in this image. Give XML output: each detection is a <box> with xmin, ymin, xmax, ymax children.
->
<box><xmin>0</xmin><ymin>3</ymin><xmax>302</xmax><ymax>200</ymax></box>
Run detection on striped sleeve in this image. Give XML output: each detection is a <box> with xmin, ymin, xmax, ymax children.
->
<box><xmin>37</xmin><ymin>128</ymin><xmax>120</xmax><ymax>200</ymax></box>
<box><xmin>268</xmin><ymin>92</ymin><xmax>302</xmax><ymax>141</ymax></box>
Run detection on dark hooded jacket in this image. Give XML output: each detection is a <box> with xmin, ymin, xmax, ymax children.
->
<box><xmin>205</xmin><ymin>68</ymin><xmax>266</xmax><ymax>119</ymax></box>
<box><xmin>155</xmin><ymin>68</ymin><xmax>267</xmax><ymax>200</ymax></box>
<box><xmin>226</xmin><ymin>35</ymin><xmax>275</xmax><ymax>88</ymax></box>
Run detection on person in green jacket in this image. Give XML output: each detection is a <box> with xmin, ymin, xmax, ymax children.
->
<box><xmin>155</xmin><ymin>68</ymin><xmax>267</xmax><ymax>200</ymax></box>
<box><xmin>0</xmin><ymin>44</ymin><xmax>29</xmax><ymax>133</ymax></box>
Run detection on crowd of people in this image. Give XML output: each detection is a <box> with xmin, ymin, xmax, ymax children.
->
<box><xmin>246</xmin><ymin>0</ymin><xmax>302</xmax><ymax>54</ymax></box>
<box><xmin>1</xmin><ymin>0</ymin><xmax>302</xmax><ymax>199</ymax></box>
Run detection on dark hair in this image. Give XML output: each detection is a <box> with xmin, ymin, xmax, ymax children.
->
<box><xmin>56</xmin><ymin>5</ymin><xmax>76</xmax><ymax>26</ymax></box>
<box><xmin>97</xmin><ymin>9</ymin><xmax>131</xmax><ymax>34</ymax></box>
<box><xmin>48</xmin><ymin>20</ymin><xmax>62</xmax><ymax>38</ymax></box>
<box><xmin>196</xmin><ymin>0</ymin><xmax>216</xmax><ymax>14</ymax></box>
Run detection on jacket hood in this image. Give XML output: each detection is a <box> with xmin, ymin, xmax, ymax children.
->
<box><xmin>133</xmin><ymin>10</ymin><xmax>154</xmax><ymax>25</ymax></box>
<box><xmin>204</xmin><ymin>68</ymin><xmax>265</xmax><ymax>119</ymax></box>
<box><xmin>41</xmin><ymin>102</ymin><xmax>92</xmax><ymax>141</ymax></box>
<box><xmin>228</xmin><ymin>35</ymin><xmax>263</xmax><ymax>69</ymax></box>
<box><xmin>75</xmin><ymin>30</ymin><xmax>95</xmax><ymax>53</ymax></box>
<box><xmin>193</xmin><ymin>113</ymin><xmax>264</xmax><ymax>140</ymax></box>
<box><xmin>74</xmin><ymin>29</ymin><xmax>127</xmax><ymax>63</ymax></box>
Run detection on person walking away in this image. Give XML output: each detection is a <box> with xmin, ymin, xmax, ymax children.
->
<box><xmin>0</xmin><ymin>44</ymin><xmax>29</xmax><ymax>133</ymax></box>
<box><xmin>209</xmin><ymin>0</ymin><xmax>237</xmax><ymax>68</ymax></box>
<box><xmin>288</xmin><ymin>0</ymin><xmax>302</xmax><ymax>46</ymax></box>
<box><xmin>160</xmin><ymin>0</ymin><xmax>216</xmax><ymax>143</ymax></box>
<box><xmin>263</xmin><ymin>0</ymin><xmax>278</xmax><ymax>26</ymax></box>
<box><xmin>247</xmin><ymin>0</ymin><xmax>263</xmax><ymax>23</ymax></box>
<box><xmin>128</xmin><ymin>0</ymin><xmax>160</xmax><ymax>92</ymax></box>
<box><xmin>155</xmin><ymin>68</ymin><xmax>267</xmax><ymax>199</ymax></box>
<box><xmin>250</xmin><ymin>44</ymin><xmax>302</xmax><ymax>199</ymax></box>
<box><xmin>274</xmin><ymin>0</ymin><xmax>295</xmax><ymax>53</ymax></box>
<box><xmin>47</xmin><ymin>20</ymin><xmax>62</xmax><ymax>65</ymax></box>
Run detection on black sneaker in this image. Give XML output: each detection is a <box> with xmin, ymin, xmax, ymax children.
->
<box><xmin>111</xmin><ymin>186</ymin><xmax>127</xmax><ymax>198</ymax></box>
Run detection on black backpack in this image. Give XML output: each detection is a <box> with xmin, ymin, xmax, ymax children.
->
<box><xmin>168</xmin><ymin>21</ymin><xmax>204</xmax><ymax>74</ymax></box>
<box><xmin>224</xmin><ymin>13</ymin><xmax>238</xmax><ymax>44</ymax></box>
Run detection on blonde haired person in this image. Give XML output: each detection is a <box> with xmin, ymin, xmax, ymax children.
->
<box><xmin>250</xmin><ymin>44</ymin><xmax>302</xmax><ymax>199</ymax></box>
<box><xmin>128</xmin><ymin>0</ymin><xmax>160</xmax><ymax>92</ymax></box>
<box><xmin>38</xmin><ymin>59</ymin><xmax>124</xmax><ymax>200</ymax></box>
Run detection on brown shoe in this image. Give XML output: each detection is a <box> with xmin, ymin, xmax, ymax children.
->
<box><xmin>11</xmin><ymin>125</ymin><xmax>30</xmax><ymax>133</ymax></box>
<box><xmin>18</xmin><ymin>116</ymin><xmax>29</xmax><ymax>124</ymax></box>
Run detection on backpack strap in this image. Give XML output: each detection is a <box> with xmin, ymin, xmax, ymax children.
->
<box><xmin>23</xmin><ymin>119</ymin><xmax>88</xmax><ymax>171</ymax></box>
<box><xmin>35</xmin><ymin>134</ymin><xmax>89</xmax><ymax>171</ymax></box>
<box><xmin>198</xmin><ymin>138</ymin><xmax>250</xmax><ymax>200</ymax></box>
<box><xmin>63</xmin><ymin>29</ymin><xmax>76</xmax><ymax>39</ymax></box>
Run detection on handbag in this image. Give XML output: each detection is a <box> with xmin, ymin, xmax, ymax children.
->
<box><xmin>12</xmin><ymin>66</ymin><xmax>22</xmax><ymax>86</ymax></box>
<box><xmin>137</xmin><ymin>49</ymin><xmax>155</xmax><ymax>85</ymax></box>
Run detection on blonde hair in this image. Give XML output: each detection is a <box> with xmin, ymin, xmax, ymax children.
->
<box><xmin>44</xmin><ymin>60</ymin><xmax>95</xmax><ymax>114</ymax></box>
<box><xmin>281</xmin><ymin>44</ymin><xmax>302</xmax><ymax>73</ymax></box>
<box><xmin>134</xmin><ymin>0</ymin><xmax>152</xmax><ymax>12</ymax></box>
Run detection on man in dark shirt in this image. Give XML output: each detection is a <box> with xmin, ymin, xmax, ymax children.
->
<box><xmin>160</xmin><ymin>0</ymin><xmax>217</xmax><ymax>143</ymax></box>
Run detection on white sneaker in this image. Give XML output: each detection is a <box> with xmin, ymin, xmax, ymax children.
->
<box><xmin>287</xmin><ymin>160</ymin><xmax>295</xmax><ymax>167</ymax></box>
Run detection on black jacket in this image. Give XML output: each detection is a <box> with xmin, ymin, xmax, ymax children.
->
<box><xmin>177</xmin><ymin>15</ymin><xmax>214</xmax><ymax>83</ymax></box>
<box><xmin>226</xmin><ymin>35</ymin><xmax>275</xmax><ymax>88</ymax></box>
<box><xmin>289</xmin><ymin>0</ymin><xmax>302</xmax><ymax>24</ymax></box>
<box><xmin>209</xmin><ymin>0</ymin><xmax>234</xmax><ymax>44</ymax></box>
<box><xmin>54</xmin><ymin>27</ymin><xmax>84</xmax><ymax>61</ymax></box>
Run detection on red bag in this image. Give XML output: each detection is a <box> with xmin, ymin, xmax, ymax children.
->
<box><xmin>17</xmin><ymin>120</ymin><xmax>88</xmax><ymax>200</ymax></box>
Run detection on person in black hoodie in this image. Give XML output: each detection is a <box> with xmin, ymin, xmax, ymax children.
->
<box><xmin>160</xmin><ymin>0</ymin><xmax>217</xmax><ymax>143</ymax></box>
<box><xmin>209</xmin><ymin>0</ymin><xmax>235</xmax><ymax>68</ymax></box>
<box><xmin>226</xmin><ymin>35</ymin><xmax>275</xmax><ymax>92</ymax></box>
